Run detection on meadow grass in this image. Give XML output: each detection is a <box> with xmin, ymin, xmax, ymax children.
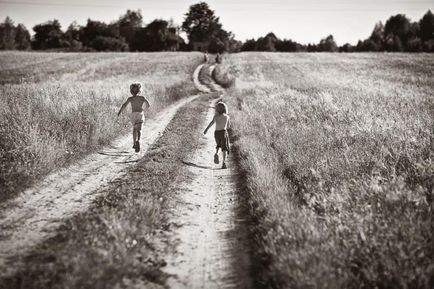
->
<box><xmin>0</xmin><ymin>52</ymin><xmax>201</xmax><ymax>202</ymax></box>
<box><xmin>225</xmin><ymin>53</ymin><xmax>434</xmax><ymax>289</ymax></box>
<box><xmin>0</xmin><ymin>95</ymin><xmax>213</xmax><ymax>289</ymax></box>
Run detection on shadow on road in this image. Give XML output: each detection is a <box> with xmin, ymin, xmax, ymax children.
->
<box><xmin>181</xmin><ymin>160</ymin><xmax>217</xmax><ymax>170</ymax></box>
<box><xmin>98</xmin><ymin>151</ymin><xmax>131</xmax><ymax>157</ymax></box>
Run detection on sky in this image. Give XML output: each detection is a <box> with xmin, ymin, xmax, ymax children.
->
<box><xmin>0</xmin><ymin>0</ymin><xmax>432</xmax><ymax>45</ymax></box>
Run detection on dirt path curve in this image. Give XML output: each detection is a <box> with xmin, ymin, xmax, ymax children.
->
<box><xmin>163</xmin><ymin>100</ymin><xmax>252</xmax><ymax>289</ymax></box>
<box><xmin>193</xmin><ymin>64</ymin><xmax>212</xmax><ymax>93</ymax></box>
<box><xmin>193</xmin><ymin>62</ymin><xmax>224</xmax><ymax>93</ymax></box>
<box><xmin>0</xmin><ymin>94</ymin><xmax>200</xmax><ymax>276</ymax></box>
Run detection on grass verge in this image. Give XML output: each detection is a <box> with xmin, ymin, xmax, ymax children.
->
<box><xmin>227</xmin><ymin>52</ymin><xmax>434</xmax><ymax>289</ymax></box>
<box><xmin>0</xmin><ymin>52</ymin><xmax>202</xmax><ymax>203</ymax></box>
<box><xmin>211</xmin><ymin>63</ymin><xmax>237</xmax><ymax>88</ymax></box>
<box><xmin>0</xmin><ymin>94</ymin><xmax>212</xmax><ymax>289</ymax></box>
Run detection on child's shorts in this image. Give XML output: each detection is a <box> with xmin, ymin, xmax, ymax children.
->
<box><xmin>214</xmin><ymin>129</ymin><xmax>230</xmax><ymax>152</ymax></box>
<box><xmin>130</xmin><ymin>112</ymin><xmax>144</xmax><ymax>129</ymax></box>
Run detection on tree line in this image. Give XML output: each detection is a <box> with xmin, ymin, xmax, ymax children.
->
<box><xmin>241</xmin><ymin>10</ymin><xmax>434</xmax><ymax>53</ymax></box>
<box><xmin>0</xmin><ymin>2</ymin><xmax>433</xmax><ymax>53</ymax></box>
<box><xmin>0</xmin><ymin>2</ymin><xmax>238</xmax><ymax>53</ymax></box>
<box><xmin>0</xmin><ymin>10</ymin><xmax>185</xmax><ymax>52</ymax></box>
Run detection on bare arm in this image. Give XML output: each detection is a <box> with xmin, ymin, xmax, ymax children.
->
<box><xmin>144</xmin><ymin>97</ymin><xmax>150</xmax><ymax>109</ymax></box>
<box><xmin>117</xmin><ymin>98</ymin><xmax>130</xmax><ymax>117</ymax></box>
<box><xmin>203</xmin><ymin>117</ymin><xmax>215</xmax><ymax>135</ymax></box>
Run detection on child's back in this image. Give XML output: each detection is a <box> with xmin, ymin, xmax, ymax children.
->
<box><xmin>129</xmin><ymin>95</ymin><xmax>146</xmax><ymax>112</ymax></box>
<box><xmin>214</xmin><ymin>113</ymin><xmax>229</xmax><ymax>131</ymax></box>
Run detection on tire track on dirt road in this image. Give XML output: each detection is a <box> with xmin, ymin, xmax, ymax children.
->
<box><xmin>196</xmin><ymin>63</ymin><xmax>224</xmax><ymax>93</ymax></box>
<box><xmin>0</xmin><ymin>94</ymin><xmax>200</xmax><ymax>277</ymax></box>
<box><xmin>163</xmin><ymin>98</ymin><xmax>252</xmax><ymax>289</ymax></box>
<box><xmin>193</xmin><ymin>64</ymin><xmax>212</xmax><ymax>93</ymax></box>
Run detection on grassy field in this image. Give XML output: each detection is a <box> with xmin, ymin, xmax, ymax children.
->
<box><xmin>220</xmin><ymin>53</ymin><xmax>434</xmax><ymax>289</ymax></box>
<box><xmin>0</xmin><ymin>52</ymin><xmax>201</xmax><ymax>202</ymax></box>
<box><xmin>1</xmin><ymin>52</ymin><xmax>433</xmax><ymax>288</ymax></box>
<box><xmin>0</xmin><ymin>95</ymin><xmax>214</xmax><ymax>289</ymax></box>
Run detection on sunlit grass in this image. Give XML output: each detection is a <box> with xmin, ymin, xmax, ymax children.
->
<box><xmin>0</xmin><ymin>96</ymin><xmax>212</xmax><ymax>289</ymax></box>
<box><xmin>0</xmin><ymin>51</ymin><xmax>201</xmax><ymax>202</ymax></box>
<box><xmin>226</xmin><ymin>52</ymin><xmax>434</xmax><ymax>288</ymax></box>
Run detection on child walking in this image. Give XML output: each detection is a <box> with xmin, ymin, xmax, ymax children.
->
<box><xmin>117</xmin><ymin>82</ymin><xmax>150</xmax><ymax>152</ymax></box>
<box><xmin>203</xmin><ymin>101</ymin><xmax>230</xmax><ymax>169</ymax></box>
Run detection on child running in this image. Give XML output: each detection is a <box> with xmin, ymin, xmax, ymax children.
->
<box><xmin>117</xmin><ymin>82</ymin><xmax>150</xmax><ymax>152</ymax></box>
<box><xmin>203</xmin><ymin>101</ymin><xmax>231</xmax><ymax>169</ymax></box>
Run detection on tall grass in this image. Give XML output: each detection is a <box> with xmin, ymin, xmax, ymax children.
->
<box><xmin>226</xmin><ymin>53</ymin><xmax>434</xmax><ymax>288</ymax></box>
<box><xmin>0</xmin><ymin>52</ymin><xmax>201</xmax><ymax>202</ymax></box>
<box><xmin>0</xmin><ymin>95</ymin><xmax>212</xmax><ymax>289</ymax></box>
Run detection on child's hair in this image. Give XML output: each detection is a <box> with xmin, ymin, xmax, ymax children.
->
<box><xmin>130</xmin><ymin>82</ymin><xmax>142</xmax><ymax>95</ymax></box>
<box><xmin>215</xmin><ymin>101</ymin><xmax>228</xmax><ymax>114</ymax></box>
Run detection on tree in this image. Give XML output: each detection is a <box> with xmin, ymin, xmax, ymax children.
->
<box><xmin>241</xmin><ymin>39</ymin><xmax>256</xmax><ymax>51</ymax></box>
<box><xmin>118</xmin><ymin>9</ymin><xmax>143</xmax><ymax>28</ymax></box>
<box><xmin>182</xmin><ymin>2</ymin><xmax>239</xmax><ymax>52</ymax></box>
<box><xmin>32</xmin><ymin>19</ymin><xmax>66</xmax><ymax>49</ymax></box>
<box><xmin>142</xmin><ymin>19</ymin><xmax>172</xmax><ymax>51</ymax></box>
<box><xmin>15</xmin><ymin>24</ymin><xmax>31</xmax><ymax>50</ymax></box>
<box><xmin>0</xmin><ymin>17</ymin><xmax>16</xmax><ymax>49</ymax></box>
<box><xmin>407</xmin><ymin>37</ymin><xmax>423</xmax><ymax>52</ymax></box>
<box><xmin>182</xmin><ymin>2</ymin><xmax>222</xmax><ymax>43</ymax></box>
<box><xmin>64</xmin><ymin>21</ymin><xmax>82</xmax><ymax>50</ymax></box>
<box><xmin>79</xmin><ymin>19</ymin><xmax>120</xmax><ymax>47</ymax></box>
<box><xmin>90</xmin><ymin>36</ymin><xmax>128</xmax><ymax>51</ymax></box>
<box><xmin>384</xmin><ymin>34</ymin><xmax>404</xmax><ymax>51</ymax></box>
<box><xmin>358</xmin><ymin>39</ymin><xmax>382</xmax><ymax>51</ymax></box>
<box><xmin>307</xmin><ymin>43</ymin><xmax>318</xmax><ymax>52</ymax></box>
<box><xmin>419</xmin><ymin>10</ymin><xmax>434</xmax><ymax>42</ymax></box>
<box><xmin>317</xmin><ymin>35</ymin><xmax>338</xmax><ymax>52</ymax></box>
<box><xmin>166</xmin><ymin>27</ymin><xmax>186</xmax><ymax>51</ymax></box>
<box><xmin>134</xmin><ymin>19</ymin><xmax>184</xmax><ymax>51</ymax></box>
<box><xmin>65</xmin><ymin>21</ymin><xmax>80</xmax><ymax>42</ymax></box>
<box><xmin>384</xmin><ymin>14</ymin><xmax>411</xmax><ymax>48</ymax></box>
<box><xmin>339</xmin><ymin>43</ymin><xmax>355</xmax><ymax>52</ymax></box>
<box><xmin>276</xmin><ymin>38</ymin><xmax>300</xmax><ymax>52</ymax></box>
<box><xmin>368</xmin><ymin>22</ymin><xmax>385</xmax><ymax>51</ymax></box>
<box><xmin>208</xmin><ymin>29</ymin><xmax>238</xmax><ymax>53</ymax></box>
<box><xmin>256</xmin><ymin>32</ymin><xmax>278</xmax><ymax>51</ymax></box>
<box><xmin>406</xmin><ymin>22</ymin><xmax>421</xmax><ymax>52</ymax></box>
<box><xmin>118</xmin><ymin>9</ymin><xmax>143</xmax><ymax>50</ymax></box>
<box><xmin>423</xmin><ymin>39</ymin><xmax>434</xmax><ymax>52</ymax></box>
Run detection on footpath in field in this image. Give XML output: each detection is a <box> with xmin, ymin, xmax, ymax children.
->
<box><xmin>0</xmin><ymin>61</ymin><xmax>252</xmax><ymax>288</ymax></box>
<box><xmin>163</xmin><ymin>98</ymin><xmax>252</xmax><ymax>288</ymax></box>
<box><xmin>0</xmin><ymin>94</ymin><xmax>199</xmax><ymax>276</ymax></box>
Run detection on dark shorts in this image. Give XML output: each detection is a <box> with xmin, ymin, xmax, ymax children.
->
<box><xmin>214</xmin><ymin>130</ymin><xmax>230</xmax><ymax>152</ymax></box>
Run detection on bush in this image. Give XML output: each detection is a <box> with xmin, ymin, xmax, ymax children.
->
<box><xmin>90</xmin><ymin>36</ymin><xmax>129</xmax><ymax>51</ymax></box>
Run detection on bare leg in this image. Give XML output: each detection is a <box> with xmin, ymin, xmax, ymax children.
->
<box><xmin>137</xmin><ymin>130</ymin><xmax>141</xmax><ymax>141</ymax></box>
<box><xmin>133</xmin><ymin>129</ymin><xmax>137</xmax><ymax>144</ymax></box>
<box><xmin>214</xmin><ymin>148</ymin><xmax>220</xmax><ymax>164</ymax></box>
<box><xmin>222</xmin><ymin>150</ymin><xmax>227</xmax><ymax>164</ymax></box>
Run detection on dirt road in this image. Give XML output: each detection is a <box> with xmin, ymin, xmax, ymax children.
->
<box><xmin>0</xmin><ymin>62</ymin><xmax>252</xmax><ymax>288</ymax></box>
<box><xmin>0</xmin><ymin>94</ymin><xmax>199</xmax><ymax>276</ymax></box>
<box><xmin>163</xmin><ymin>100</ymin><xmax>252</xmax><ymax>289</ymax></box>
